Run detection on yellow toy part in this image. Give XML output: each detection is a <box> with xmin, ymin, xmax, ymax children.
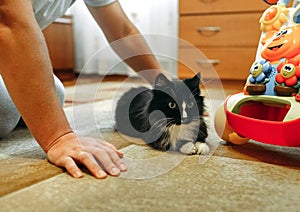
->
<box><xmin>260</xmin><ymin>4</ymin><xmax>289</xmax><ymax>32</ymax></box>
<box><xmin>214</xmin><ymin>104</ymin><xmax>249</xmax><ymax>145</ymax></box>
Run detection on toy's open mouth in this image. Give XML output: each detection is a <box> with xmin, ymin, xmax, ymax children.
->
<box><xmin>224</xmin><ymin>93</ymin><xmax>300</xmax><ymax>147</ymax></box>
<box><xmin>268</xmin><ymin>43</ymin><xmax>283</xmax><ymax>51</ymax></box>
<box><xmin>234</xmin><ymin>100</ymin><xmax>290</xmax><ymax>121</ymax></box>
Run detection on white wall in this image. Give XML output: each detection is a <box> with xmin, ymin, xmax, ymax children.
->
<box><xmin>70</xmin><ymin>0</ymin><xmax>178</xmax><ymax>76</ymax></box>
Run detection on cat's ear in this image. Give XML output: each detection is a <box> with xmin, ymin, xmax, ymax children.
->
<box><xmin>154</xmin><ymin>74</ymin><xmax>171</xmax><ymax>88</ymax></box>
<box><xmin>189</xmin><ymin>72</ymin><xmax>201</xmax><ymax>88</ymax></box>
<box><xmin>193</xmin><ymin>72</ymin><xmax>201</xmax><ymax>83</ymax></box>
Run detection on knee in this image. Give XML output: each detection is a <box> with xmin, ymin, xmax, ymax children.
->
<box><xmin>0</xmin><ymin>76</ymin><xmax>20</xmax><ymax>138</ymax></box>
<box><xmin>54</xmin><ymin>75</ymin><xmax>65</xmax><ymax>106</ymax></box>
<box><xmin>0</xmin><ymin>120</ymin><xmax>19</xmax><ymax>138</ymax></box>
<box><xmin>0</xmin><ymin>101</ymin><xmax>20</xmax><ymax>138</ymax></box>
<box><xmin>0</xmin><ymin>110</ymin><xmax>20</xmax><ymax>138</ymax></box>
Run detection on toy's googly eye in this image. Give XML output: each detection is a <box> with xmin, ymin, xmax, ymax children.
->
<box><xmin>283</xmin><ymin>64</ymin><xmax>294</xmax><ymax>72</ymax></box>
<box><xmin>280</xmin><ymin>64</ymin><xmax>296</xmax><ymax>78</ymax></box>
<box><xmin>250</xmin><ymin>63</ymin><xmax>263</xmax><ymax>77</ymax></box>
<box><xmin>282</xmin><ymin>29</ymin><xmax>288</xmax><ymax>35</ymax></box>
<box><xmin>274</xmin><ymin>28</ymin><xmax>291</xmax><ymax>38</ymax></box>
<box><xmin>275</xmin><ymin>31</ymin><xmax>283</xmax><ymax>37</ymax></box>
<box><xmin>285</xmin><ymin>29</ymin><xmax>292</xmax><ymax>35</ymax></box>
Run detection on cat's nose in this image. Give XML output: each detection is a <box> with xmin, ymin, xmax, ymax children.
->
<box><xmin>181</xmin><ymin>118</ymin><xmax>188</xmax><ymax>124</ymax></box>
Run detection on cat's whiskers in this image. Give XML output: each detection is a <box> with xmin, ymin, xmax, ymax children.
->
<box><xmin>148</xmin><ymin>122</ymin><xmax>167</xmax><ymax>149</ymax></box>
<box><xmin>150</xmin><ymin>118</ymin><xmax>169</xmax><ymax>129</ymax></box>
<box><xmin>133</xmin><ymin>108</ymin><xmax>148</xmax><ymax>118</ymax></box>
<box><xmin>147</xmin><ymin>112</ymin><xmax>204</xmax><ymax>150</ymax></box>
<box><xmin>160</xmin><ymin>128</ymin><xmax>171</xmax><ymax>150</ymax></box>
<box><xmin>147</xmin><ymin>117</ymin><xmax>175</xmax><ymax>150</ymax></box>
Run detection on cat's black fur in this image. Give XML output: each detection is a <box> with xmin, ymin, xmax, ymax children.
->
<box><xmin>115</xmin><ymin>73</ymin><xmax>209</xmax><ymax>154</ymax></box>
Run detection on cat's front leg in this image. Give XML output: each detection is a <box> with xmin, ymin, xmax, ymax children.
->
<box><xmin>194</xmin><ymin>142</ymin><xmax>210</xmax><ymax>155</ymax></box>
<box><xmin>194</xmin><ymin>121</ymin><xmax>209</xmax><ymax>155</ymax></box>
<box><xmin>178</xmin><ymin>141</ymin><xmax>210</xmax><ymax>155</ymax></box>
<box><xmin>178</xmin><ymin>141</ymin><xmax>197</xmax><ymax>155</ymax></box>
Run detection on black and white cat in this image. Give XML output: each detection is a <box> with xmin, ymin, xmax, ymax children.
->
<box><xmin>115</xmin><ymin>73</ymin><xmax>209</xmax><ymax>155</ymax></box>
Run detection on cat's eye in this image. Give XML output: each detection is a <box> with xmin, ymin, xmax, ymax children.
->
<box><xmin>187</xmin><ymin>102</ymin><xmax>194</xmax><ymax>108</ymax></box>
<box><xmin>168</xmin><ymin>102</ymin><xmax>176</xmax><ymax>109</ymax></box>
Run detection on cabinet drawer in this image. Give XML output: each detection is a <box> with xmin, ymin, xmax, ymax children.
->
<box><xmin>179</xmin><ymin>13</ymin><xmax>262</xmax><ymax>47</ymax></box>
<box><xmin>43</xmin><ymin>15</ymin><xmax>75</xmax><ymax>81</ymax></box>
<box><xmin>179</xmin><ymin>0</ymin><xmax>267</xmax><ymax>15</ymax></box>
<box><xmin>178</xmin><ymin>47</ymin><xmax>257</xmax><ymax>80</ymax></box>
<box><xmin>43</xmin><ymin>22</ymin><xmax>74</xmax><ymax>69</ymax></box>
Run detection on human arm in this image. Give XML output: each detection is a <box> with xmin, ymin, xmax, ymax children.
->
<box><xmin>0</xmin><ymin>0</ymin><xmax>126</xmax><ymax>178</ymax></box>
<box><xmin>86</xmin><ymin>1</ymin><xmax>167</xmax><ymax>85</ymax></box>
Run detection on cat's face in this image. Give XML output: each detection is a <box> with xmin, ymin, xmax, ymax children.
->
<box><xmin>149</xmin><ymin>73</ymin><xmax>204</xmax><ymax>126</ymax></box>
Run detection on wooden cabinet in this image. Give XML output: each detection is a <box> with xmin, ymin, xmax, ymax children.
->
<box><xmin>43</xmin><ymin>15</ymin><xmax>75</xmax><ymax>82</ymax></box>
<box><xmin>178</xmin><ymin>0</ymin><xmax>269</xmax><ymax>80</ymax></box>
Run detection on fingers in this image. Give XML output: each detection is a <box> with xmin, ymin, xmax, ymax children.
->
<box><xmin>102</xmin><ymin>142</ymin><xmax>124</xmax><ymax>158</ymax></box>
<box><xmin>95</xmin><ymin>143</ymin><xmax>127</xmax><ymax>171</ymax></box>
<box><xmin>105</xmin><ymin>148</ymin><xmax>127</xmax><ymax>172</ymax></box>
<box><xmin>73</xmin><ymin>146</ymin><xmax>126</xmax><ymax>178</ymax></box>
<box><xmin>90</xmin><ymin>148</ymin><xmax>127</xmax><ymax>176</ymax></box>
<box><xmin>84</xmin><ymin>139</ymin><xmax>127</xmax><ymax>172</ymax></box>
<box><xmin>76</xmin><ymin>152</ymin><xmax>107</xmax><ymax>179</ymax></box>
<box><xmin>63</xmin><ymin>156</ymin><xmax>83</xmax><ymax>178</ymax></box>
<box><xmin>47</xmin><ymin>135</ymin><xmax>127</xmax><ymax>179</ymax></box>
<box><xmin>67</xmin><ymin>150</ymin><xmax>121</xmax><ymax>178</ymax></box>
<box><xmin>94</xmin><ymin>149</ymin><xmax>121</xmax><ymax>176</ymax></box>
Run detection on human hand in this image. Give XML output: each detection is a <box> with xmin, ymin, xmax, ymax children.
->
<box><xmin>46</xmin><ymin>132</ymin><xmax>127</xmax><ymax>179</ymax></box>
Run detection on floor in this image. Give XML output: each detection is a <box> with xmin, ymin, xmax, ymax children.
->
<box><xmin>0</xmin><ymin>75</ymin><xmax>299</xmax><ymax>212</ymax></box>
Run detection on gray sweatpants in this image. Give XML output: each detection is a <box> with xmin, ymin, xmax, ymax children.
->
<box><xmin>0</xmin><ymin>75</ymin><xmax>65</xmax><ymax>138</ymax></box>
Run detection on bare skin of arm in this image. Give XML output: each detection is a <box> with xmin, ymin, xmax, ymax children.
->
<box><xmin>0</xmin><ymin>0</ymin><xmax>126</xmax><ymax>178</ymax></box>
<box><xmin>87</xmin><ymin>1</ymin><xmax>168</xmax><ymax>85</ymax></box>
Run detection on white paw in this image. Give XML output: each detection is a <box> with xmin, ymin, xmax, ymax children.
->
<box><xmin>179</xmin><ymin>142</ymin><xmax>196</xmax><ymax>155</ymax></box>
<box><xmin>195</xmin><ymin>142</ymin><xmax>210</xmax><ymax>155</ymax></box>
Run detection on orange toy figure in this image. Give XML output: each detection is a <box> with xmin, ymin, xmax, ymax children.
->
<box><xmin>261</xmin><ymin>26</ymin><xmax>300</xmax><ymax>62</ymax></box>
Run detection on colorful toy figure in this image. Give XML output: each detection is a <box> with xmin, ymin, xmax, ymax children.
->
<box><xmin>249</xmin><ymin>60</ymin><xmax>272</xmax><ymax>84</ymax></box>
<box><xmin>246</xmin><ymin>0</ymin><xmax>300</xmax><ymax>99</ymax></box>
<box><xmin>214</xmin><ymin>0</ymin><xmax>300</xmax><ymax>147</ymax></box>
<box><xmin>247</xmin><ymin>24</ymin><xmax>300</xmax><ymax>99</ymax></box>
<box><xmin>275</xmin><ymin>58</ymin><xmax>300</xmax><ymax>98</ymax></box>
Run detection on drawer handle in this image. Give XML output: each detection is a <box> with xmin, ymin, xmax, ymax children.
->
<box><xmin>196</xmin><ymin>59</ymin><xmax>220</xmax><ymax>65</ymax></box>
<box><xmin>200</xmin><ymin>0</ymin><xmax>219</xmax><ymax>3</ymax></box>
<box><xmin>197</xmin><ymin>26</ymin><xmax>221</xmax><ymax>32</ymax></box>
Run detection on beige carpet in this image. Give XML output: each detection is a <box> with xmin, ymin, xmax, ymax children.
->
<box><xmin>0</xmin><ymin>80</ymin><xmax>299</xmax><ymax>211</ymax></box>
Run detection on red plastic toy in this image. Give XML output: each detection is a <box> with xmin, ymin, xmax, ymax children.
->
<box><xmin>215</xmin><ymin>0</ymin><xmax>300</xmax><ymax>147</ymax></box>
